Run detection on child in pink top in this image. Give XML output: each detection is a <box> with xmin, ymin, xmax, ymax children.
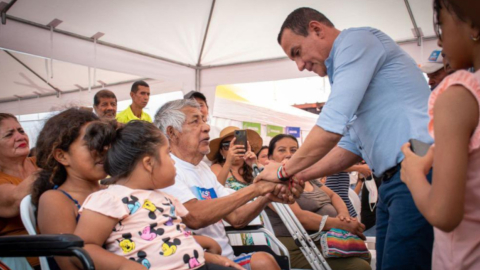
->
<box><xmin>400</xmin><ymin>0</ymin><xmax>480</xmax><ymax>269</ymax></box>
<box><xmin>74</xmin><ymin>121</ymin><xmax>243</xmax><ymax>270</ymax></box>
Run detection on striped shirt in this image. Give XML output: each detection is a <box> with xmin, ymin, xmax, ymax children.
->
<box><xmin>325</xmin><ymin>172</ymin><xmax>357</xmax><ymax>217</ymax></box>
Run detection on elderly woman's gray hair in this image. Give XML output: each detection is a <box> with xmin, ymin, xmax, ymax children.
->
<box><xmin>154</xmin><ymin>99</ymin><xmax>201</xmax><ymax>136</ymax></box>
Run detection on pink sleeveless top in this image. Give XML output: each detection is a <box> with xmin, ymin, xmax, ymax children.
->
<box><xmin>429</xmin><ymin>70</ymin><xmax>480</xmax><ymax>270</ymax></box>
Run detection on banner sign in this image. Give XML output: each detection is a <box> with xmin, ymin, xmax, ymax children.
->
<box><xmin>267</xmin><ymin>125</ymin><xmax>284</xmax><ymax>137</ymax></box>
<box><xmin>242</xmin><ymin>122</ymin><xmax>261</xmax><ymax>134</ymax></box>
<box><xmin>285</xmin><ymin>126</ymin><xmax>301</xmax><ymax>138</ymax></box>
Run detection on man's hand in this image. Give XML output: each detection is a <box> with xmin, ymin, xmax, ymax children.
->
<box><xmin>355</xmin><ymin>164</ymin><xmax>372</xmax><ymax>179</ymax></box>
<box><xmin>204</xmin><ymin>253</ymin><xmax>245</xmax><ymax>270</ymax></box>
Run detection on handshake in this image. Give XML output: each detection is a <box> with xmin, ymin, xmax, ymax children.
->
<box><xmin>252</xmin><ymin>161</ymin><xmax>304</xmax><ymax>204</ymax></box>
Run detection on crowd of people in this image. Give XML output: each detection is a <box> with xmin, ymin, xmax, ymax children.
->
<box><xmin>1</xmin><ymin>0</ymin><xmax>479</xmax><ymax>269</ymax></box>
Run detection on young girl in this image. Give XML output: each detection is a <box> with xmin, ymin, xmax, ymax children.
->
<box><xmin>400</xmin><ymin>1</ymin><xmax>480</xmax><ymax>269</ymax></box>
<box><xmin>74</xmin><ymin>120</ymin><xmax>242</xmax><ymax>270</ymax></box>
<box><xmin>32</xmin><ymin>108</ymin><xmax>106</xmax><ymax>269</ymax></box>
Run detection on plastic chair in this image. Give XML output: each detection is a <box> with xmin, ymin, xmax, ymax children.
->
<box><xmin>348</xmin><ymin>188</ymin><xmax>361</xmax><ymax>222</ymax></box>
<box><xmin>19</xmin><ymin>195</ymin><xmax>50</xmax><ymax>270</ymax></box>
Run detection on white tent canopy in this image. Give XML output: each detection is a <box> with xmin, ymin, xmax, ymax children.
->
<box><xmin>0</xmin><ymin>0</ymin><xmax>439</xmax><ymax>115</ymax></box>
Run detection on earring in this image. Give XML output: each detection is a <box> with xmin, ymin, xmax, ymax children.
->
<box><xmin>472</xmin><ymin>34</ymin><xmax>480</xmax><ymax>41</ymax></box>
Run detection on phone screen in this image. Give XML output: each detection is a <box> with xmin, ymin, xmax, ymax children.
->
<box><xmin>234</xmin><ymin>130</ymin><xmax>247</xmax><ymax>150</ymax></box>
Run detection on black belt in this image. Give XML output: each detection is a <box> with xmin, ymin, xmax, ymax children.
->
<box><xmin>379</xmin><ymin>164</ymin><xmax>401</xmax><ymax>182</ymax></box>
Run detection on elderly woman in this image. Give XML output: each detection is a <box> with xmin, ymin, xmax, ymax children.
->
<box><xmin>0</xmin><ymin>113</ymin><xmax>39</xmax><ymax>270</ymax></box>
<box><xmin>265</xmin><ymin>134</ymin><xmax>371</xmax><ymax>270</ymax></box>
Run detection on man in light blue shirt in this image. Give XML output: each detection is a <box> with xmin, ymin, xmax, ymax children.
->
<box><xmin>258</xmin><ymin>7</ymin><xmax>433</xmax><ymax>270</ymax></box>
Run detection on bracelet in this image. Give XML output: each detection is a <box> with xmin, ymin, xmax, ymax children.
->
<box><xmin>319</xmin><ymin>215</ymin><xmax>329</xmax><ymax>232</ymax></box>
<box><xmin>277</xmin><ymin>165</ymin><xmax>289</xmax><ymax>181</ymax></box>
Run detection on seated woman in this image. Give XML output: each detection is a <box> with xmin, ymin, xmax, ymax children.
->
<box><xmin>209</xmin><ymin>126</ymin><xmax>263</xmax><ymax>246</ymax></box>
<box><xmin>209</xmin><ymin>126</ymin><xmax>263</xmax><ymax>189</ymax></box>
<box><xmin>0</xmin><ymin>113</ymin><xmax>39</xmax><ymax>270</ymax></box>
<box><xmin>256</xmin><ymin>146</ymin><xmax>269</xmax><ymax>167</ymax></box>
<box><xmin>266</xmin><ymin>134</ymin><xmax>371</xmax><ymax>270</ymax></box>
<box><xmin>31</xmin><ymin>108</ymin><xmax>106</xmax><ymax>269</ymax></box>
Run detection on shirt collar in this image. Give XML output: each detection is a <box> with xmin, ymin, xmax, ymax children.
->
<box><xmin>171</xmin><ymin>154</ymin><xmax>197</xmax><ymax>170</ymax></box>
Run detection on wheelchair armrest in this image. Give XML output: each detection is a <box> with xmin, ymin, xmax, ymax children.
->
<box><xmin>0</xmin><ymin>234</ymin><xmax>95</xmax><ymax>270</ymax></box>
<box><xmin>224</xmin><ymin>225</ymin><xmax>264</xmax><ymax>232</ymax></box>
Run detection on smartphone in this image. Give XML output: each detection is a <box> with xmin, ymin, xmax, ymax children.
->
<box><xmin>409</xmin><ymin>139</ymin><xmax>431</xmax><ymax>157</ymax></box>
<box><xmin>234</xmin><ymin>130</ymin><xmax>248</xmax><ymax>151</ymax></box>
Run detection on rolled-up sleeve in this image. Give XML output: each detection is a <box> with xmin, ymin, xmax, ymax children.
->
<box><xmin>337</xmin><ymin>130</ymin><xmax>362</xmax><ymax>157</ymax></box>
<box><xmin>318</xmin><ymin>30</ymin><xmax>387</xmax><ymax>135</ymax></box>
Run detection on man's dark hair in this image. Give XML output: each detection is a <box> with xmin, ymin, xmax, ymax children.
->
<box><xmin>93</xmin><ymin>89</ymin><xmax>117</xmax><ymax>106</ymax></box>
<box><xmin>277</xmin><ymin>7</ymin><xmax>334</xmax><ymax>44</ymax></box>
<box><xmin>131</xmin><ymin>80</ymin><xmax>150</xmax><ymax>93</ymax></box>
<box><xmin>184</xmin><ymin>91</ymin><xmax>208</xmax><ymax>106</ymax></box>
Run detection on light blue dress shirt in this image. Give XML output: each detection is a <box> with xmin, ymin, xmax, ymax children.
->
<box><xmin>318</xmin><ymin>27</ymin><xmax>433</xmax><ymax>176</ymax></box>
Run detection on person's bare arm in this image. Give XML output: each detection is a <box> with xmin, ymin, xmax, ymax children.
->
<box><xmin>193</xmin><ymin>235</ymin><xmax>222</xmax><ymax>254</ymax></box>
<box><xmin>354</xmin><ymin>178</ymin><xmax>364</xmax><ymax>195</ymax></box>
<box><xmin>74</xmin><ymin>209</ymin><xmax>146</xmax><ymax>270</ymax></box>
<box><xmin>211</xmin><ymin>163</ymin><xmax>230</xmax><ymax>186</ymax></box>
<box><xmin>223</xmin><ymin>196</ymin><xmax>271</xmax><ymax>228</ymax></box>
<box><xmin>285</xmin><ymin>126</ymin><xmax>342</xmax><ymax>175</ymax></box>
<box><xmin>0</xmin><ymin>174</ymin><xmax>36</xmax><ymax>218</ymax></box>
<box><xmin>344</xmin><ymin>164</ymin><xmax>372</xmax><ymax>178</ymax></box>
<box><xmin>401</xmin><ymin>86</ymin><xmax>478</xmax><ymax>232</ymax></box>
<box><xmin>319</xmin><ymin>185</ymin><xmax>350</xmax><ymax>220</ymax></box>
<box><xmin>181</xmin><ymin>180</ymin><xmax>278</xmax><ymax>229</ymax></box>
<box><xmin>37</xmin><ymin>190</ymin><xmax>81</xmax><ymax>269</ymax></box>
<box><xmin>295</xmin><ymin>146</ymin><xmax>362</xmax><ymax>182</ymax></box>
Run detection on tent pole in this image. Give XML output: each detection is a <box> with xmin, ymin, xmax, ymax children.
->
<box><xmin>199</xmin><ymin>35</ymin><xmax>437</xmax><ymax>70</ymax></box>
<box><xmin>195</xmin><ymin>69</ymin><xmax>201</xmax><ymax>92</ymax></box>
<box><xmin>197</xmin><ymin>0</ymin><xmax>216</xmax><ymax>66</ymax></box>
<box><xmin>3</xmin><ymin>49</ymin><xmax>62</xmax><ymax>96</ymax></box>
<box><xmin>0</xmin><ymin>77</ymin><xmax>150</xmax><ymax>104</ymax></box>
<box><xmin>5</xmin><ymin>15</ymin><xmax>195</xmax><ymax>69</ymax></box>
<box><xmin>0</xmin><ymin>0</ymin><xmax>17</xmax><ymax>25</ymax></box>
<box><xmin>404</xmin><ymin>0</ymin><xmax>422</xmax><ymax>46</ymax></box>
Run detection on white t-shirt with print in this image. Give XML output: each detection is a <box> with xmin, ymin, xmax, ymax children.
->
<box><xmin>161</xmin><ymin>154</ymin><xmax>236</xmax><ymax>259</ymax></box>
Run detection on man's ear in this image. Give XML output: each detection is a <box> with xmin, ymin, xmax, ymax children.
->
<box><xmin>166</xmin><ymin>126</ymin><xmax>177</xmax><ymax>140</ymax></box>
<box><xmin>309</xmin><ymin>21</ymin><xmax>324</xmax><ymax>38</ymax></box>
<box><xmin>130</xmin><ymin>91</ymin><xmax>134</xmax><ymax>99</ymax></box>
<box><xmin>142</xmin><ymin>155</ymin><xmax>153</xmax><ymax>174</ymax></box>
<box><xmin>53</xmin><ymin>149</ymin><xmax>69</xmax><ymax>166</ymax></box>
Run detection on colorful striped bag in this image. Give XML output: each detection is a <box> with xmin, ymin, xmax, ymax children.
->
<box><xmin>311</xmin><ymin>216</ymin><xmax>370</xmax><ymax>260</ymax></box>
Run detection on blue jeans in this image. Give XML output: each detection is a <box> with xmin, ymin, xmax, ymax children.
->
<box><xmin>376</xmin><ymin>168</ymin><xmax>433</xmax><ymax>270</ymax></box>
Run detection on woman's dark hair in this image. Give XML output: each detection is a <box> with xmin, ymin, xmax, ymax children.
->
<box><xmin>212</xmin><ymin>139</ymin><xmax>254</xmax><ymax>184</ymax></box>
<box><xmin>433</xmin><ymin>0</ymin><xmax>478</xmax><ymax>40</ymax></box>
<box><xmin>256</xmin><ymin>146</ymin><xmax>268</xmax><ymax>157</ymax></box>
<box><xmin>102</xmin><ymin>120</ymin><xmax>166</xmax><ymax>183</ymax></box>
<box><xmin>0</xmin><ymin>113</ymin><xmax>18</xmax><ymax>124</ymax></box>
<box><xmin>268</xmin><ymin>134</ymin><xmax>299</xmax><ymax>158</ymax></box>
<box><xmin>31</xmin><ymin>108</ymin><xmax>100</xmax><ymax>206</ymax></box>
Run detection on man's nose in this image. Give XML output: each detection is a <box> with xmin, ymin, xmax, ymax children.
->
<box><xmin>295</xmin><ymin>58</ymin><xmax>305</xmax><ymax>71</ymax></box>
<box><xmin>203</xmin><ymin>122</ymin><xmax>211</xmax><ymax>133</ymax></box>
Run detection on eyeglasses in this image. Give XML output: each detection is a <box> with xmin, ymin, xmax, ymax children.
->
<box><xmin>221</xmin><ymin>141</ymin><xmax>231</xmax><ymax>151</ymax></box>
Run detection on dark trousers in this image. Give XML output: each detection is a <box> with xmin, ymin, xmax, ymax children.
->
<box><xmin>376</xmin><ymin>169</ymin><xmax>433</xmax><ymax>270</ymax></box>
